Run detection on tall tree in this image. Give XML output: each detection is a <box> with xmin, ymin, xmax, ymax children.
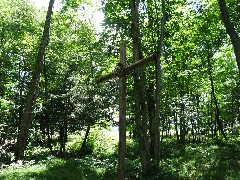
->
<box><xmin>218</xmin><ymin>0</ymin><xmax>240</xmax><ymax>71</ymax></box>
<box><xmin>153</xmin><ymin>0</ymin><xmax>166</xmax><ymax>169</ymax></box>
<box><xmin>129</xmin><ymin>0</ymin><xmax>151</xmax><ymax>174</ymax></box>
<box><xmin>14</xmin><ymin>0</ymin><xmax>55</xmax><ymax>160</ymax></box>
<box><xmin>207</xmin><ymin>48</ymin><xmax>227</xmax><ymax>139</ymax></box>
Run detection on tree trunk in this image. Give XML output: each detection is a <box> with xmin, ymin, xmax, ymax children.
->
<box><xmin>0</xmin><ymin>50</ymin><xmax>5</xmax><ymax>98</ymax></box>
<box><xmin>179</xmin><ymin>102</ymin><xmax>186</xmax><ymax>144</ymax></box>
<box><xmin>17</xmin><ymin>60</ymin><xmax>26</xmax><ymax>132</ymax></box>
<box><xmin>43</xmin><ymin>55</ymin><xmax>52</xmax><ymax>152</ymax></box>
<box><xmin>118</xmin><ymin>42</ymin><xmax>126</xmax><ymax>180</ymax></box>
<box><xmin>14</xmin><ymin>0</ymin><xmax>55</xmax><ymax>160</ymax></box>
<box><xmin>60</xmin><ymin>117</ymin><xmax>68</xmax><ymax>155</ymax></box>
<box><xmin>147</xmin><ymin>88</ymin><xmax>155</xmax><ymax>157</ymax></box>
<box><xmin>209</xmin><ymin>94</ymin><xmax>215</xmax><ymax>138</ymax></box>
<box><xmin>207</xmin><ymin>49</ymin><xmax>227</xmax><ymax>140</ymax></box>
<box><xmin>59</xmin><ymin>126</ymin><xmax>65</xmax><ymax>155</ymax></box>
<box><xmin>46</xmin><ymin>117</ymin><xmax>52</xmax><ymax>152</ymax></box>
<box><xmin>129</xmin><ymin>0</ymin><xmax>151</xmax><ymax>175</ymax></box>
<box><xmin>218</xmin><ymin>0</ymin><xmax>240</xmax><ymax>71</ymax></box>
<box><xmin>173</xmin><ymin>110</ymin><xmax>179</xmax><ymax>142</ymax></box>
<box><xmin>190</xmin><ymin>118</ymin><xmax>195</xmax><ymax>142</ymax></box>
<box><xmin>80</xmin><ymin>123</ymin><xmax>91</xmax><ymax>154</ymax></box>
<box><xmin>153</xmin><ymin>0</ymin><xmax>165</xmax><ymax>169</ymax></box>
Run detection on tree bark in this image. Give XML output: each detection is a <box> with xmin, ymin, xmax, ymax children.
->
<box><xmin>118</xmin><ymin>42</ymin><xmax>126</xmax><ymax>180</ymax></box>
<box><xmin>207</xmin><ymin>49</ymin><xmax>227</xmax><ymax>140</ymax></box>
<box><xmin>129</xmin><ymin>0</ymin><xmax>151</xmax><ymax>175</ymax></box>
<box><xmin>43</xmin><ymin>55</ymin><xmax>52</xmax><ymax>152</ymax></box>
<box><xmin>80</xmin><ymin>123</ymin><xmax>91</xmax><ymax>154</ymax></box>
<box><xmin>173</xmin><ymin>110</ymin><xmax>179</xmax><ymax>141</ymax></box>
<box><xmin>153</xmin><ymin>0</ymin><xmax>165</xmax><ymax>169</ymax></box>
<box><xmin>46</xmin><ymin>116</ymin><xmax>53</xmax><ymax>152</ymax></box>
<box><xmin>14</xmin><ymin>0</ymin><xmax>55</xmax><ymax>160</ymax></box>
<box><xmin>179</xmin><ymin>101</ymin><xmax>186</xmax><ymax>144</ymax></box>
<box><xmin>59</xmin><ymin>115</ymin><xmax>68</xmax><ymax>156</ymax></box>
<box><xmin>147</xmin><ymin>87</ymin><xmax>155</xmax><ymax>157</ymax></box>
<box><xmin>218</xmin><ymin>0</ymin><xmax>240</xmax><ymax>71</ymax></box>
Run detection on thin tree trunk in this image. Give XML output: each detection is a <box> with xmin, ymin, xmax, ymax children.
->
<box><xmin>173</xmin><ymin>110</ymin><xmax>179</xmax><ymax>142</ymax></box>
<box><xmin>179</xmin><ymin>102</ymin><xmax>186</xmax><ymax>144</ymax></box>
<box><xmin>59</xmin><ymin>125</ymin><xmax>65</xmax><ymax>155</ymax></box>
<box><xmin>207</xmin><ymin>49</ymin><xmax>227</xmax><ymax>140</ymax></box>
<box><xmin>14</xmin><ymin>0</ymin><xmax>55</xmax><ymax>160</ymax></box>
<box><xmin>209</xmin><ymin>93</ymin><xmax>215</xmax><ymax>138</ymax></box>
<box><xmin>118</xmin><ymin>42</ymin><xmax>126</xmax><ymax>180</ymax></box>
<box><xmin>63</xmin><ymin>116</ymin><xmax>68</xmax><ymax>154</ymax></box>
<box><xmin>0</xmin><ymin>37</ymin><xmax>5</xmax><ymax>99</ymax></box>
<box><xmin>43</xmin><ymin>55</ymin><xmax>52</xmax><ymax>152</ymax></box>
<box><xmin>218</xmin><ymin>0</ymin><xmax>240</xmax><ymax>71</ymax></box>
<box><xmin>0</xmin><ymin>52</ymin><xmax>6</xmax><ymax>125</ymax></box>
<box><xmin>0</xmin><ymin>64</ymin><xmax>3</xmax><ymax>98</ymax></box>
<box><xmin>153</xmin><ymin>0</ymin><xmax>165</xmax><ymax>169</ymax></box>
<box><xmin>80</xmin><ymin>123</ymin><xmax>91</xmax><ymax>154</ymax></box>
<box><xmin>46</xmin><ymin>117</ymin><xmax>52</xmax><ymax>152</ymax></box>
<box><xmin>147</xmin><ymin>88</ymin><xmax>155</xmax><ymax>157</ymax></box>
<box><xmin>129</xmin><ymin>0</ymin><xmax>151</xmax><ymax>175</ymax></box>
<box><xmin>160</xmin><ymin>118</ymin><xmax>165</xmax><ymax>144</ymax></box>
<box><xmin>196</xmin><ymin>96</ymin><xmax>200</xmax><ymax>140</ymax></box>
<box><xmin>17</xmin><ymin>60</ymin><xmax>26</xmax><ymax>131</ymax></box>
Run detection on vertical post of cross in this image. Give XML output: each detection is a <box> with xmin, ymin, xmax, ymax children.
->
<box><xmin>118</xmin><ymin>42</ymin><xmax>126</xmax><ymax>180</ymax></box>
<box><xmin>96</xmin><ymin>43</ymin><xmax>155</xmax><ymax>179</ymax></box>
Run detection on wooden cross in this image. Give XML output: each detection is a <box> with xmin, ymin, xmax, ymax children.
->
<box><xmin>96</xmin><ymin>42</ymin><xmax>156</xmax><ymax>180</ymax></box>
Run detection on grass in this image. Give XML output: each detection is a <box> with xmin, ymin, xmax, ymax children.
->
<box><xmin>159</xmin><ymin>138</ymin><xmax>240</xmax><ymax>180</ymax></box>
<box><xmin>0</xmin><ymin>129</ymin><xmax>240</xmax><ymax>180</ymax></box>
<box><xmin>0</xmin><ymin>157</ymin><xmax>116</xmax><ymax>180</ymax></box>
<box><xmin>0</xmin><ymin>126</ymin><xmax>119</xmax><ymax>180</ymax></box>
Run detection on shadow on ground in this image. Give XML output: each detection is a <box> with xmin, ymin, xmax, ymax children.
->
<box><xmin>0</xmin><ymin>157</ymin><xmax>117</xmax><ymax>180</ymax></box>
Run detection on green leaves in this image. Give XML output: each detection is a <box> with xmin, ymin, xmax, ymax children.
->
<box><xmin>61</xmin><ymin>0</ymin><xmax>89</xmax><ymax>11</ymax></box>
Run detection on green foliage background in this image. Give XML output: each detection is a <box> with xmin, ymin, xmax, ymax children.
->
<box><xmin>0</xmin><ymin>0</ymin><xmax>240</xmax><ymax>179</ymax></box>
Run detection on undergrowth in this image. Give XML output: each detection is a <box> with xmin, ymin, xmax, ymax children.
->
<box><xmin>0</xmin><ymin>129</ymin><xmax>240</xmax><ymax>180</ymax></box>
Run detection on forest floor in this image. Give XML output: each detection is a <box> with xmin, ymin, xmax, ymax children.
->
<box><xmin>0</xmin><ymin>128</ymin><xmax>240</xmax><ymax>179</ymax></box>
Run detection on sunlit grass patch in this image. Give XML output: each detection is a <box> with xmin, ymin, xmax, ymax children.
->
<box><xmin>0</xmin><ymin>127</ymin><xmax>120</xmax><ymax>180</ymax></box>
<box><xmin>0</xmin><ymin>161</ymin><xmax>47</xmax><ymax>179</ymax></box>
<box><xmin>2</xmin><ymin>131</ymin><xmax>240</xmax><ymax>179</ymax></box>
<box><xmin>65</xmin><ymin>133</ymin><xmax>83</xmax><ymax>154</ymax></box>
<box><xmin>160</xmin><ymin>140</ymin><xmax>240</xmax><ymax>180</ymax></box>
<box><xmin>0</xmin><ymin>156</ymin><xmax>117</xmax><ymax>180</ymax></box>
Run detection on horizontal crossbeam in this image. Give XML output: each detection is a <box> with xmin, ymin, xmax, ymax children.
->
<box><xmin>96</xmin><ymin>53</ymin><xmax>156</xmax><ymax>84</ymax></box>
